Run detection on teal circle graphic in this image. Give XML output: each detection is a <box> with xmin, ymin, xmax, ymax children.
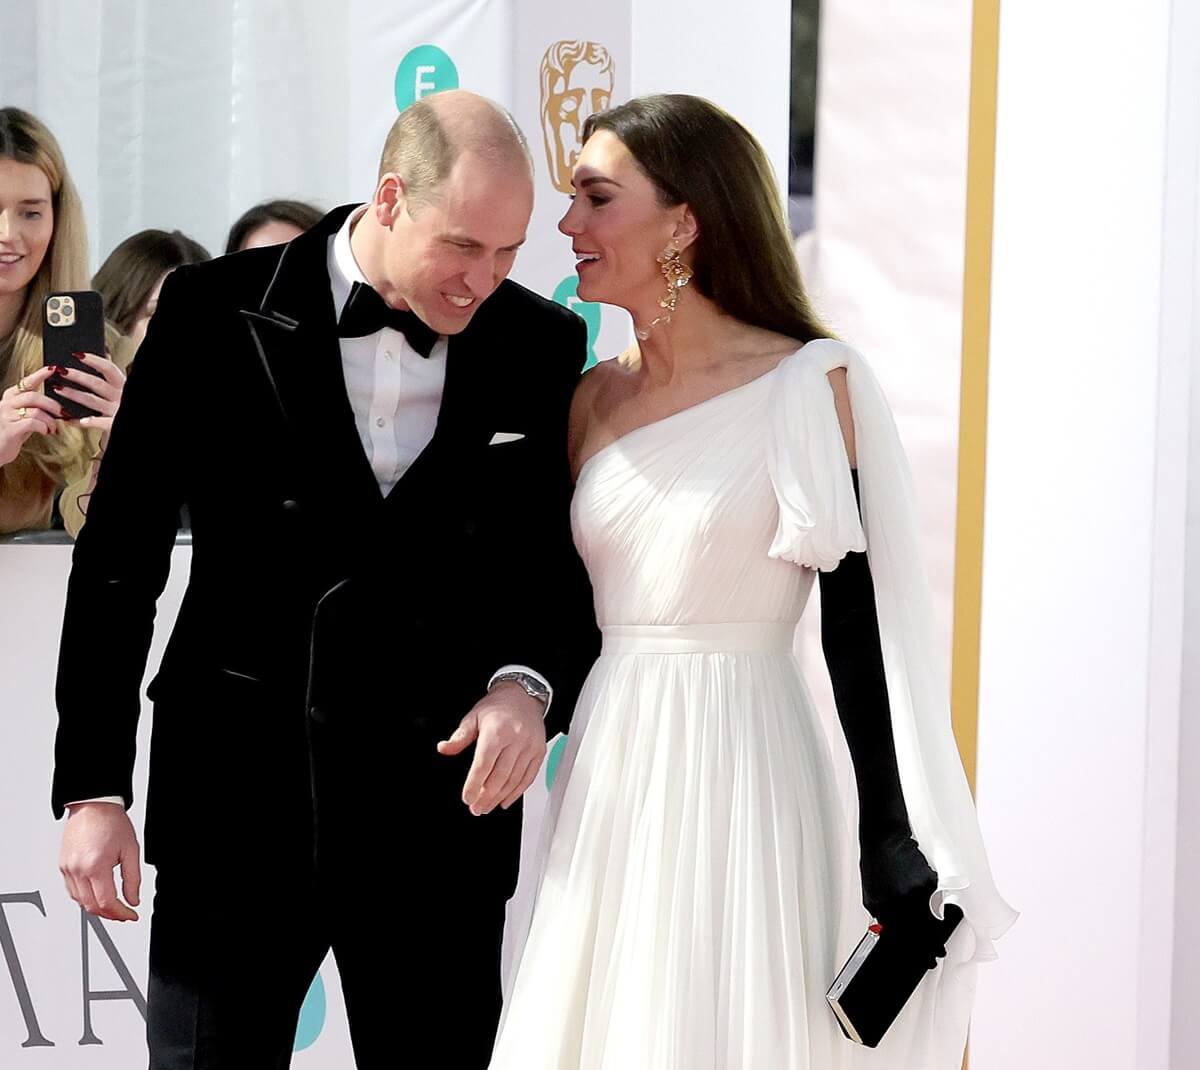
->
<box><xmin>552</xmin><ymin>275</ymin><xmax>603</xmax><ymax>372</ymax></box>
<box><xmin>293</xmin><ymin>973</ymin><xmax>326</xmax><ymax>1052</ymax></box>
<box><xmin>395</xmin><ymin>45</ymin><xmax>459</xmax><ymax>112</ymax></box>
<box><xmin>545</xmin><ymin>733</ymin><xmax>569</xmax><ymax>790</ymax></box>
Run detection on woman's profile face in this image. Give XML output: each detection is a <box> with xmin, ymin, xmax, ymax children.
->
<box><xmin>0</xmin><ymin>158</ymin><xmax>54</xmax><ymax>301</ymax></box>
<box><xmin>128</xmin><ymin>270</ymin><xmax>170</xmax><ymax>353</ymax></box>
<box><xmin>557</xmin><ymin>129</ymin><xmax>681</xmax><ymax>317</ymax></box>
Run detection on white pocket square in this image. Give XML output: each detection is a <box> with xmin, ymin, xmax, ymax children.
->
<box><xmin>489</xmin><ymin>432</ymin><xmax>525</xmax><ymax>445</ymax></box>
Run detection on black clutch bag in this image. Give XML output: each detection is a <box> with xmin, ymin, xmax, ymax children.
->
<box><xmin>826</xmin><ymin>904</ymin><xmax>963</xmax><ymax>1048</ymax></box>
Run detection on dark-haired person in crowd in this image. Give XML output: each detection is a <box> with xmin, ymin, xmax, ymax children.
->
<box><xmin>224</xmin><ymin>197</ymin><xmax>322</xmax><ymax>254</ymax></box>
<box><xmin>0</xmin><ymin>107</ymin><xmax>123</xmax><ymax>536</ymax></box>
<box><xmin>57</xmin><ymin>228</ymin><xmax>211</xmax><ymax>535</ymax></box>
<box><xmin>489</xmin><ymin>95</ymin><xmax>1015</xmax><ymax>1070</ymax></box>
<box><xmin>53</xmin><ymin>90</ymin><xmax>597</xmax><ymax>1068</ymax></box>
<box><xmin>94</xmin><ymin>228</ymin><xmax>211</xmax><ymax>360</ymax></box>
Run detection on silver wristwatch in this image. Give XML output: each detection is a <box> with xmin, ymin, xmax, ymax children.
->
<box><xmin>489</xmin><ymin>670</ymin><xmax>551</xmax><ymax>706</ymax></box>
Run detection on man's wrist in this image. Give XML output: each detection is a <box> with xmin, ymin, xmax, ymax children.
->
<box><xmin>487</xmin><ymin>678</ymin><xmax>546</xmax><ymax>711</ymax></box>
<box><xmin>487</xmin><ymin>665</ymin><xmax>553</xmax><ymax>717</ymax></box>
<box><xmin>65</xmin><ymin>796</ymin><xmax>126</xmax><ymax>813</ymax></box>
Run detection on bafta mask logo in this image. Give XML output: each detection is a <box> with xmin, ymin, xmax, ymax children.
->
<box><xmin>540</xmin><ymin>41</ymin><xmax>615</xmax><ymax>194</ymax></box>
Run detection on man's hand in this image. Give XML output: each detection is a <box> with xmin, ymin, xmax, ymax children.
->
<box><xmin>59</xmin><ymin>802</ymin><xmax>142</xmax><ymax>922</ymax></box>
<box><xmin>437</xmin><ymin>683</ymin><xmax>547</xmax><ymax>816</ymax></box>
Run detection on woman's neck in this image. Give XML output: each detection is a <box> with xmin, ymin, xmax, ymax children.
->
<box><xmin>631</xmin><ymin>291</ymin><xmax>741</xmax><ymax>386</ymax></box>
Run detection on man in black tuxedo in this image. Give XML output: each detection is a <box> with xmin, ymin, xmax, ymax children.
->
<box><xmin>52</xmin><ymin>90</ymin><xmax>598</xmax><ymax>1068</ymax></box>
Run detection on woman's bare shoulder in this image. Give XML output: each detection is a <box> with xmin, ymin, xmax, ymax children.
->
<box><xmin>569</xmin><ymin>351</ymin><xmax>639</xmax><ymax>476</ymax></box>
<box><xmin>572</xmin><ymin>350</ymin><xmax>640</xmax><ymax>413</ymax></box>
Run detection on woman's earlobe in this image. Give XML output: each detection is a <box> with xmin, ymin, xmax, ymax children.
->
<box><xmin>671</xmin><ymin>206</ymin><xmax>700</xmax><ymax>250</ymax></box>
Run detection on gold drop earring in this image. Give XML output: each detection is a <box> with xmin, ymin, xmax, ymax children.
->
<box><xmin>634</xmin><ymin>244</ymin><xmax>693</xmax><ymax>341</ymax></box>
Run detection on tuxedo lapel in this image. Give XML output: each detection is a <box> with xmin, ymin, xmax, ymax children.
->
<box><xmin>379</xmin><ymin>301</ymin><xmax>500</xmax><ymax>514</ymax></box>
<box><xmin>239</xmin><ymin>205</ymin><xmax>383</xmax><ymax>523</ymax></box>
<box><xmin>432</xmin><ymin>329</ymin><xmax>495</xmax><ymax>448</ymax></box>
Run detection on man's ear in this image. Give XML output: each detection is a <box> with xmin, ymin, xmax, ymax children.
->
<box><xmin>374</xmin><ymin>172</ymin><xmax>408</xmax><ymax>228</ymax></box>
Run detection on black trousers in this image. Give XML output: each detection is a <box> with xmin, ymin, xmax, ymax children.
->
<box><xmin>146</xmin><ymin>856</ymin><xmax>507</xmax><ymax>1069</ymax></box>
<box><xmin>144</xmin><ymin>750</ymin><xmax>517</xmax><ymax>1070</ymax></box>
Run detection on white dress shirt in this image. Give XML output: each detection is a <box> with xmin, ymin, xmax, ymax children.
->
<box><xmin>329</xmin><ymin>206</ymin><xmax>447</xmax><ymax>496</ymax></box>
<box><xmin>69</xmin><ymin>208</ymin><xmax>551</xmax><ymax>811</ymax></box>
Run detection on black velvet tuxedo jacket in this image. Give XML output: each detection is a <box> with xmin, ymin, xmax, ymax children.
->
<box><xmin>51</xmin><ymin>205</ymin><xmax>600</xmax><ymax>879</ymax></box>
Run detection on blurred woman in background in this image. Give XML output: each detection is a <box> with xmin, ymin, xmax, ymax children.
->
<box><xmin>224</xmin><ymin>197</ymin><xmax>321</xmax><ymax>254</ymax></box>
<box><xmin>0</xmin><ymin>107</ymin><xmax>123</xmax><ymax>536</ymax></box>
<box><xmin>53</xmin><ymin>227</ymin><xmax>212</xmax><ymax>535</ymax></box>
<box><xmin>93</xmin><ymin>228</ymin><xmax>211</xmax><ymax>362</ymax></box>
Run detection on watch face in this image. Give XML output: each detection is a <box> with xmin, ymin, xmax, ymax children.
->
<box><xmin>498</xmin><ymin>672</ymin><xmax>549</xmax><ymax>702</ymax></box>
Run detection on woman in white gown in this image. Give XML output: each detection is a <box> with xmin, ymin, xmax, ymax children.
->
<box><xmin>490</xmin><ymin>95</ymin><xmax>1015</xmax><ymax>1070</ymax></box>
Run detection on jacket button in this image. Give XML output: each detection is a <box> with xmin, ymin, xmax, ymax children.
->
<box><xmin>308</xmin><ymin>706</ymin><xmax>327</xmax><ymax>725</ymax></box>
<box><xmin>282</xmin><ymin>499</ymin><xmax>301</xmax><ymax>512</ymax></box>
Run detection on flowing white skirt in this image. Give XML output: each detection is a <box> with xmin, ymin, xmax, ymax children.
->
<box><xmin>490</xmin><ymin>623</ymin><xmax>976</xmax><ymax>1069</ymax></box>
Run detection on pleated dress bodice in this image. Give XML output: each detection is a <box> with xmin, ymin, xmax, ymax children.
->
<box><xmin>572</xmin><ymin>361</ymin><xmax>815</xmax><ymax>631</ymax></box>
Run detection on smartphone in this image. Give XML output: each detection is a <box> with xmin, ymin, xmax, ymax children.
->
<box><xmin>43</xmin><ymin>290</ymin><xmax>106</xmax><ymax>420</ymax></box>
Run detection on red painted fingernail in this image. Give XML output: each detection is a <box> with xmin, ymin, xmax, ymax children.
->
<box><xmin>72</xmin><ymin>351</ymin><xmax>86</xmax><ymax>358</ymax></box>
<box><xmin>54</xmin><ymin>365</ymin><xmax>69</xmax><ymax>374</ymax></box>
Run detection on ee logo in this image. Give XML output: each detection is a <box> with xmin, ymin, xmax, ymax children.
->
<box><xmin>395</xmin><ymin>45</ymin><xmax>459</xmax><ymax>111</ymax></box>
<box><xmin>552</xmin><ymin>275</ymin><xmax>602</xmax><ymax>372</ymax></box>
<box><xmin>293</xmin><ymin>972</ymin><xmax>326</xmax><ymax>1052</ymax></box>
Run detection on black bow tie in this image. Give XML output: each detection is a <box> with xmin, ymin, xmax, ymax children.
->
<box><xmin>336</xmin><ymin>281</ymin><xmax>438</xmax><ymax>357</ymax></box>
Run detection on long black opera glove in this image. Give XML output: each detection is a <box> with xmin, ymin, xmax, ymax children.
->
<box><xmin>818</xmin><ymin>470</ymin><xmax>948</xmax><ymax>966</ymax></box>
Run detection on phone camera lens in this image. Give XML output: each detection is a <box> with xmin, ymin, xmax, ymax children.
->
<box><xmin>48</xmin><ymin>312</ymin><xmax>61</xmax><ymax>324</ymax></box>
<box><xmin>48</xmin><ymin>298</ymin><xmax>60</xmax><ymax>310</ymax></box>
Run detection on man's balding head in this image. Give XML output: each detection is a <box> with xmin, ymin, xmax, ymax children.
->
<box><xmin>379</xmin><ymin>90</ymin><xmax>533</xmax><ymax>211</ymax></box>
<box><xmin>353</xmin><ymin>90</ymin><xmax>535</xmax><ymax>336</ymax></box>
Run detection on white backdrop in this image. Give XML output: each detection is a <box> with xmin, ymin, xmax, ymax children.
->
<box><xmin>0</xmin><ymin>0</ymin><xmax>635</xmax><ymax>372</ymax></box>
<box><xmin>796</xmin><ymin>0</ymin><xmax>972</xmax><ymax>681</ymax></box>
<box><xmin>0</xmin><ymin>0</ymin><xmax>352</xmax><ymax>263</ymax></box>
<box><xmin>970</xmin><ymin>0</ymin><xmax>1199</xmax><ymax>1067</ymax></box>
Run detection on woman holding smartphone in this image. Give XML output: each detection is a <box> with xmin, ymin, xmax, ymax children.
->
<box><xmin>0</xmin><ymin>107</ymin><xmax>124</xmax><ymax>535</ymax></box>
<box><xmin>55</xmin><ymin>228</ymin><xmax>208</xmax><ymax>535</ymax></box>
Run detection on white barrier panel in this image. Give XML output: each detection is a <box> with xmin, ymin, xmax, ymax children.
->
<box><xmin>0</xmin><ymin>543</ymin><xmax>557</xmax><ymax>1065</ymax></box>
<box><xmin>2</xmin><ymin>546</ymin><xmax>334</xmax><ymax>1064</ymax></box>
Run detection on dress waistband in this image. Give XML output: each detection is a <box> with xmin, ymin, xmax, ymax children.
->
<box><xmin>600</xmin><ymin>623</ymin><xmax>796</xmax><ymax>655</ymax></box>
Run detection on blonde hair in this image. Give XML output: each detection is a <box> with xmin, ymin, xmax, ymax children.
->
<box><xmin>0</xmin><ymin>107</ymin><xmax>95</xmax><ymax>484</ymax></box>
<box><xmin>378</xmin><ymin>93</ymin><xmax>531</xmax><ymax>211</ymax></box>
